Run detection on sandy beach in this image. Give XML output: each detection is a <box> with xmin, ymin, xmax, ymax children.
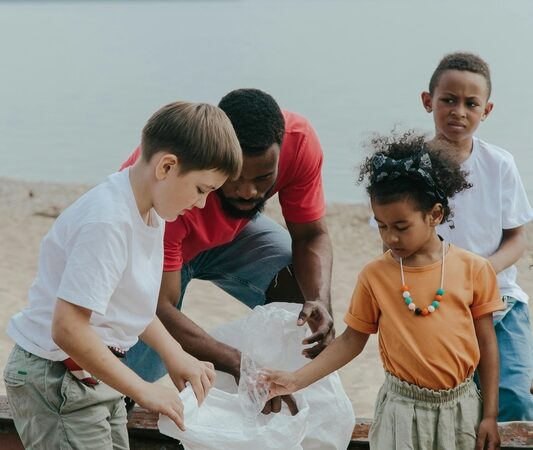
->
<box><xmin>1</xmin><ymin>177</ymin><xmax>532</xmax><ymax>418</ymax></box>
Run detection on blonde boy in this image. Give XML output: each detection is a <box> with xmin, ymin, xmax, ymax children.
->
<box><xmin>4</xmin><ymin>102</ymin><xmax>242</xmax><ymax>448</ymax></box>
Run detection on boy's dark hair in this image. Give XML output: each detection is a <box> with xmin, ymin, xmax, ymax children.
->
<box><xmin>429</xmin><ymin>52</ymin><xmax>492</xmax><ymax>98</ymax></box>
<box><xmin>141</xmin><ymin>101</ymin><xmax>242</xmax><ymax>178</ymax></box>
<box><xmin>218</xmin><ymin>88</ymin><xmax>285</xmax><ymax>155</ymax></box>
<box><xmin>358</xmin><ymin>131</ymin><xmax>472</xmax><ymax>227</ymax></box>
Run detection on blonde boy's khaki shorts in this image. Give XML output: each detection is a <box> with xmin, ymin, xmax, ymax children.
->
<box><xmin>370</xmin><ymin>372</ymin><xmax>482</xmax><ymax>450</ymax></box>
<box><xmin>3</xmin><ymin>345</ymin><xmax>128</xmax><ymax>450</ymax></box>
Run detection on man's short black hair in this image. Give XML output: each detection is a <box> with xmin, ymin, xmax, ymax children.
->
<box><xmin>218</xmin><ymin>88</ymin><xmax>285</xmax><ymax>155</ymax></box>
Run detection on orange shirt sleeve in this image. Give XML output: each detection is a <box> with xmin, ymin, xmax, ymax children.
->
<box><xmin>470</xmin><ymin>259</ymin><xmax>505</xmax><ymax>319</ymax></box>
<box><xmin>344</xmin><ymin>274</ymin><xmax>380</xmax><ymax>334</ymax></box>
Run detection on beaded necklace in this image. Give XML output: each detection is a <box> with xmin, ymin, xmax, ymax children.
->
<box><xmin>400</xmin><ymin>240</ymin><xmax>445</xmax><ymax>317</ymax></box>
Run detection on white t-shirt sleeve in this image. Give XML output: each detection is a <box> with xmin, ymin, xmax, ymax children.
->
<box><xmin>57</xmin><ymin>222</ymin><xmax>128</xmax><ymax>315</ymax></box>
<box><xmin>501</xmin><ymin>156</ymin><xmax>533</xmax><ymax>229</ymax></box>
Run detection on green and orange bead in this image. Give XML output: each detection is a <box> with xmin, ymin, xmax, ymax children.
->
<box><xmin>401</xmin><ymin>287</ymin><xmax>444</xmax><ymax>316</ymax></box>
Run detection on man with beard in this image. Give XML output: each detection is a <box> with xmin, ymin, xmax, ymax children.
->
<box><xmin>121</xmin><ymin>89</ymin><xmax>334</xmax><ymax>413</ymax></box>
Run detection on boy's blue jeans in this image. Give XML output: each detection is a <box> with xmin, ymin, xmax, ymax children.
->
<box><xmin>495</xmin><ymin>297</ymin><xmax>533</xmax><ymax>421</ymax></box>
<box><xmin>125</xmin><ymin>214</ymin><xmax>292</xmax><ymax>382</ymax></box>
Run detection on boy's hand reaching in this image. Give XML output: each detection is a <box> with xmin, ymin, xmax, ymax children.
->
<box><xmin>475</xmin><ymin>417</ymin><xmax>500</xmax><ymax>450</ymax></box>
<box><xmin>167</xmin><ymin>352</ymin><xmax>216</xmax><ymax>406</ymax></box>
<box><xmin>262</xmin><ymin>369</ymin><xmax>300</xmax><ymax>399</ymax></box>
<box><xmin>134</xmin><ymin>383</ymin><xmax>186</xmax><ymax>431</ymax></box>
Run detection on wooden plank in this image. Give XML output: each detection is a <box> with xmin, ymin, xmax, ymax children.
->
<box><xmin>2</xmin><ymin>396</ymin><xmax>533</xmax><ymax>448</ymax></box>
<box><xmin>0</xmin><ymin>396</ymin><xmax>24</xmax><ymax>450</ymax></box>
<box><xmin>348</xmin><ymin>418</ymin><xmax>533</xmax><ymax>449</ymax></box>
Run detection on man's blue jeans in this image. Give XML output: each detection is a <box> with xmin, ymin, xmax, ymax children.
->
<box><xmin>125</xmin><ymin>214</ymin><xmax>292</xmax><ymax>382</ymax></box>
<box><xmin>495</xmin><ymin>297</ymin><xmax>533</xmax><ymax>421</ymax></box>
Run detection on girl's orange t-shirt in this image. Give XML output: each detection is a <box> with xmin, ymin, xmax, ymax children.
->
<box><xmin>344</xmin><ymin>245</ymin><xmax>504</xmax><ymax>390</ymax></box>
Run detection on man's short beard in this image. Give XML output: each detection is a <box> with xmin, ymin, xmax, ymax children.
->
<box><xmin>217</xmin><ymin>191</ymin><xmax>267</xmax><ymax>219</ymax></box>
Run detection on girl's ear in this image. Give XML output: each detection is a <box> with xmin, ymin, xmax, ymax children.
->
<box><xmin>154</xmin><ymin>154</ymin><xmax>179</xmax><ymax>181</ymax></box>
<box><xmin>428</xmin><ymin>203</ymin><xmax>444</xmax><ymax>226</ymax></box>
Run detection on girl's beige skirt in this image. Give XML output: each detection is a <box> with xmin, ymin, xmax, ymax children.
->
<box><xmin>370</xmin><ymin>372</ymin><xmax>482</xmax><ymax>450</ymax></box>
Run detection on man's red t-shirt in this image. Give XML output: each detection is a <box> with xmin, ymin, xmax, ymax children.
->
<box><xmin>121</xmin><ymin>110</ymin><xmax>325</xmax><ymax>272</ymax></box>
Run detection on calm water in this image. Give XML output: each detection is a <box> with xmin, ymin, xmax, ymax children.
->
<box><xmin>0</xmin><ymin>0</ymin><xmax>532</xmax><ymax>203</ymax></box>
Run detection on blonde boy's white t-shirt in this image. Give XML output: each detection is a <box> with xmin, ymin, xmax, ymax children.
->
<box><xmin>437</xmin><ymin>137</ymin><xmax>533</xmax><ymax>303</ymax></box>
<box><xmin>8</xmin><ymin>169</ymin><xmax>164</xmax><ymax>360</ymax></box>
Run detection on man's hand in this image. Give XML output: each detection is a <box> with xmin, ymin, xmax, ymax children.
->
<box><xmin>166</xmin><ymin>351</ymin><xmax>216</xmax><ymax>406</ymax></box>
<box><xmin>297</xmin><ymin>300</ymin><xmax>335</xmax><ymax>358</ymax></box>
<box><xmin>476</xmin><ymin>417</ymin><xmax>500</xmax><ymax>450</ymax></box>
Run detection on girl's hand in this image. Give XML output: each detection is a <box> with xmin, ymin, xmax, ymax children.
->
<box><xmin>262</xmin><ymin>369</ymin><xmax>300</xmax><ymax>399</ymax></box>
<box><xmin>133</xmin><ymin>383</ymin><xmax>186</xmax><ymax>431</ymax></box>
<box><xmin>166</xmin><ymin>351</ymin><xmax>216</xmax><ymax>406</ymax></box>
<box><xmin>476</xmin><ymin>417</ymin><xmax>500</xmax><ymax>450</ymax></box>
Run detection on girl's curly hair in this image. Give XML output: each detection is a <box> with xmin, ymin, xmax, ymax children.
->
<box><xmin>358</xmin><ymin>131</ymin><xmax>472</xmax><ymax>227</ymax></box>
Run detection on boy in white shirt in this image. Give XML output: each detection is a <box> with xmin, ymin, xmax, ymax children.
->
<box><xmin>3</xmin><ymin>101</ymin><xmax>242</xmax><ymax>448</ymax></box>
<box><xmin>422</xmin><ymin>52</ymin><xmax>533</xmax><ymax>421</ymax></box>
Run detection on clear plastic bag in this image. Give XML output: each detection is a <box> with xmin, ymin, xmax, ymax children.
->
<box><xmin>238</xmin><ymin>353</ymin><xmax>270</xmax><ymax>423</ymax></box>
<box><xmin>158</xmin><ymin>385</ymin><xmax>309</xmax><ymax>450</ymax></box>
<box><xmin>158</xmin><ymin>303</ymin><xmax>355</xmax><ymax>450</ymax></box>
<box><xmin>211</xmin><ymin>303</ymin><xmax>356</xmax><ymax>450</ymax></box>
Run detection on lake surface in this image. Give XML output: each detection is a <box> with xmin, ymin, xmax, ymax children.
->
<box><xmin>0</xmin><ymin>0</ymin><xmax>532</xmax><ymax>203</ymax></box>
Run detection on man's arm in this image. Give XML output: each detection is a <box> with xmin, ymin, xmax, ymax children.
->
<box><xmin>286</xmin><ymin>217</ymin><xmax>334</xmax><ymax>358</ymax></box>
<box><xmin>156</xmin><ymin>270</ymin><xmax>241</xmax><ymax>380</ymax></box>
<box><xmin>488</xmin><ymin>226</ymin><xmax>527</xmax><ymax>274</ymax></box>
<box><xmin>139</xmin><ymin>316</ymin><xmax>216</xmax><ymax>405</ymax></box>
<box><xmin>158</xmin><ymin>271</ymin><xmax>300</xmax><ymax>416</ymax></box>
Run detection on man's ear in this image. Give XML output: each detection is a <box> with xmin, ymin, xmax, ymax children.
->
<box><xmin>421</xmin><ymin>91</ymin><xmax>433</xmax><ymax>113</ymax></box>
<box><xmin>155</xmin><ymin>153</ymin><xmax>178</xmax><ymax>181</ymax></box>
<box><xmin>481</xmin><ymin>101</ymin><xmax>494</xmax><ymax>122</ymax></box>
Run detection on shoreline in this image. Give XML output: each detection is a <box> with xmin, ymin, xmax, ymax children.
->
<box><xmin>1</xmin><ymin>177</ymin><xmax>532</xmax><ymax>417</ymax></box>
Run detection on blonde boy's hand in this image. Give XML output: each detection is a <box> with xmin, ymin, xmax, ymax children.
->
<box><xmin>475</xmin><ymin>417</ymin><xmax>500</xmax><ymax>450</ymax></box>
<box><xmin>263</xmin><ymin>369</ymin><xmax>299</xmax><ymax>399</ymax></box>
<box><xmin>167</xmin><ymin>352</ymin><xmax>216</xmax><ymax>406</ymax></box>
<box><xmin>134</xmin><ymin>383</ymin><xmax>186</xmax><ymax>431</ymax></box>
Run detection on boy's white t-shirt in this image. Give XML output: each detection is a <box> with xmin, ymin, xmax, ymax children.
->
<box><xmin>437</xmin><ymin>137</ymin><xmax>533</xmax><ymax>303</ymax></box>
<box><xmin>8</xmin><ymin>169</ymin><xmax>165</xmax><ymax>361</ymax></box>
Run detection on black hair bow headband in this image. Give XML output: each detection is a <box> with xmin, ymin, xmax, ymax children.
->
<box><xmin>371</xmin><ymin>150</ymin><xmax>448</xmax><ymax>205</ymax></box>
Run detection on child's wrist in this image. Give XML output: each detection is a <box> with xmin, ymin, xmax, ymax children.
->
<box><xmin>293</xmin><ymin>369</ymin><xmax>311</xmax><ymax>391</ymax></box>
<box><xmin>482</xmin><ymin>413</ymin><xmax>498</xmax><ymax>421</ymax></box>
<box><xmin>159</xmin><ymin>342</ymin><xmax>186</xmax><ymax>364</ymax></box>
<box><xmin>122</xmin><ymin>377</ymin><xmax>151</xmax><ymax>402</ymax></box>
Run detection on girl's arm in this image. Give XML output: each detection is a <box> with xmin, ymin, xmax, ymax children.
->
<box><xmin>473</xmin><ymin>314</ymin><xmax>501</xmax><ymax>450</ymax></box>
<box><xmin>52</xmin><ymin>299</ymin><xmax>186</xmax><ymax>430</ymax></box>
<box><xmin>266</xmin><ymin>326</ymin><xmax>369</xmax><ymax>397</ymax></box>
<box><xmin>488</xmin><ymin>226</ymin><xmax>526</xmax><ymax>274</ymax></box>
<box><xmin>139</xmin><ymin>316</ymin><xmax>216</xmax><ymax>405</ymax></box>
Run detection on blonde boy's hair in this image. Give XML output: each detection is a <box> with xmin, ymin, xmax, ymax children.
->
<box><xmin>141</xmin><ymin>101</ymin><xmax>242</xmax><ymax>179</ymax></box>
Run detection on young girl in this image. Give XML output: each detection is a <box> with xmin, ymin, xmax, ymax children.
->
<box><xmin>265</xmin><ymin>132</ymin><xmax>503</xmax><ymax>450</ymax></box>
